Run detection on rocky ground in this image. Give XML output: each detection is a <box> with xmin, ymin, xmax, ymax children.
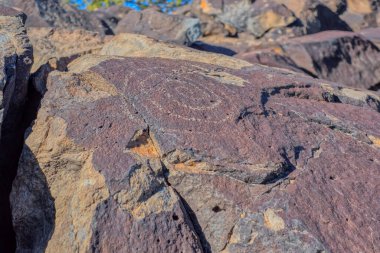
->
<box><xmin>0</xmin><ymin>0</ymin><xmax>379</xmax><ymax>252</ymax></box>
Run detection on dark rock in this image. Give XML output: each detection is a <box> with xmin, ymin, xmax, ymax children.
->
<box><xmin>191</xmin><ymin>41</ymin><xmax>237</xmax><ymax>56</ymax></box>
<box><xmin>235</xmin><ymin>48</ymin><xmax>307</xmax><ymax>74</ymax></box>
<box><xmin>191</xmin><ymin>0</ymin><xmax>354</xmax><ymax>40</ymax></box>
<box><xmin>0</xmin><ymin>5</ymin><xmax>32</xmax><ymax>145</ymax></box>
<box><xmin>0</xmin><ymin>0</ymin><xmax>108</xmax><ymax>34</ymax></box>
<box><xmin>237</xmin><ymin>30</ymin><xmax>380</xmax><ymax>90</ymax></box>
<box><xmin>90</xmin><ymin>5</ymin><xmax>132</xmax><ymax>35</ymax></box>
<box><xmin>0</xmin><ymin>6</ymin><xmax>33</xmax><ymax>252</ymax></box>
<box><xmin>281</xmin><ymin>31</ymin><xmax>380</xmax><ymax>90</ymax></box>
<box><xmin>10</xmin><ymin>40</ymin><xmax>380</xmax><ymax>252</ymax></box>
<box><xmin>115</xmin><ymin>8</ymin><xmax>202</xmax><ymax>45</ymax></box>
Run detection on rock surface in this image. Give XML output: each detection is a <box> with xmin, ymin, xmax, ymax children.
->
<box><xmin>10</xmin><ymin>36</ymin><xmax>380</xmax><ymax>253</ymax></box>
<box><xmin>0</xmin><ymin>1</ymin><xmax>379</xmax><ymax>253</ymax></box>
<box><xmin>0</xmin><ymin>5</ymin><xmax>33</xmax><ymax>252</ymax></box>
<box><xmin>237</xmin><ymin>30</ymin><xmax>380</xmax><ymax>90</ymax></box>
<box><xmin>28</xmin><ymin>27</ymin><xmax>104</xmax><ymax>94</ymax></box>
<box><xmin>114</xmin><ymin>8</ymin><xmax>202</xmax><ymax>45</ymax></box>
<box><xmin>0</xmin><ymin>0</ymin><xmax>107</xmax><ymax>34</ymax></box>
<box><xmin>360</xmin><ymin>27</ymin><xmax>380</xmax><ymax>48</ymax></box>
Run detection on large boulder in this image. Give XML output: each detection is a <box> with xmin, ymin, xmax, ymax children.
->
<box><xmin>114</xmin><ymin>8</ymin><xmax>202</xmax><ymax>45</ymax></box>
<box><xmin>90</xmin><ymin>5</ymin><xmax>132</xmax><ymax>35</ymax></box>
<box><xmin>192</xmin><ymin>0</ymin><xmax>354</xmax><ymax>40</ymax></box>
<box><xmin>10</xmin><ymin>37</ymin><xmax>380</xmax><ymax>253</ymax></box>
<box><xmin>235</xmin><ymin>47</ymin><xmax>306</xmax><ymax>74</ymax></box>
<box><xmin>28</xmin><ymin>27</ymin><xmax>105</xmax><ymax>94</ymax></box>
<box><xmin>0</xmin><ymin>0</ymin><xmax>107</xmax><ymax>34</ymax></box>
<box><xmin>0</xmin><ymin>6</ymin><xmax>32</xmax><ymax>135</ymax></box>
<box><xmin>0</xmin><ymin>6</ymin><xmax>32</xmax><ymax>252</ymax></box>
<box><xmin>99</xmin><ymin>33</ymin><xmax>251</xmax><ymax>69</ymax></box>
<box><xmin>237</xmin><ymin>30</ymin><xmax>380</xmax><ymax>90</ymax></box>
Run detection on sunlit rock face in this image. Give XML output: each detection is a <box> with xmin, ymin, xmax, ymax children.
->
<box><xmin>11</xmin><ymin>40</ymin><xmax>380</xmax><ymax>252</ymax></box>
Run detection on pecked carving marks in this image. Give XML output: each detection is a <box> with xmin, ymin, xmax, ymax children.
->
<box><xmin>12</xmin><ymin>54</ymin><xmax>380</xmax><ymax>253</ymax></box>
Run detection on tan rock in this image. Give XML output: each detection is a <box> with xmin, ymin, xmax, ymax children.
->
<box><xmin>99</xmin><ymin>33</ymin><xmax>252</xmax><ymax>70</ymax></box>
<box><xmin>347</xmin><ymin>0</ymin><xmax>373</xmax><ymax>14</ymax></box>
<box><xmin>10</xmin><ymin>28</ymin><xmax>380</xmax><ymax>253</ymax></box>
<box><xmin>28</xmin><ymin>27</ymin><xmax>104</xmax><ymax>94</ymax></box>
<box><xmin>263</xmin><ymin>209</ymin><xmax>285</xmax><ymax>232</ymax></box>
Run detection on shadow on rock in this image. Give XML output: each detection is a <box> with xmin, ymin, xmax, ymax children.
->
<box><xmin>191</xmin><ymin>41</ymin><xmax>237</xmax><ymax>56</ymax></box>
<box><xmin>10</xmin><ymin>145</ymin><xmax>55</xmax><ymax>253</ymax></box>
<box><xmin>0</xmin><ymin>83</ymin><xmax>45</xmax><ymax>252</ymax></box>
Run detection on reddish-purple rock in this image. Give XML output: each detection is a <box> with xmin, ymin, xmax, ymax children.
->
<box><xmin>237</xmin><ymin>30</ymin><xmax>380</xmax><ymax>90</ymax></box>
<box><xmin>10</xmin><ymin>44</ymin><xmax>380</xmax><ymax>252</ymax></box>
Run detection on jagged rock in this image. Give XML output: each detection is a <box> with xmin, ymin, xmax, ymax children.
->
<box><xmin>0</xmin><ymin>6</ymin><xmax>33</xmax><ymax>252</ymax></box>
<box><xmin>0</xmin><ymin>6</ymin><xmax>32</xmax><ymax>136</ymax></box>
<box><xmin>192</xmin><ymin>0</ymin><xmax>354</xmax><ymax>40</ymax></box>
<box><xmin>11</xmin><ymin>36</ymin><xmax>380</xmax><ymax>253</ymax></box>
<box><xmin>28</xmin><ymin>27</ymin><xmax>104</xmax><ymax>94</ymax></box>
<box><xmin>275</xmin><ymin>0</ymin><xmax>352</xmax><ymax>34</ymax></box>
<box><xmin>0</xmin><ymin>6</ymin><xmax>32</xmax><ymax>133</ymax></box>
<box><xmin>0</xmin><ymin>0</ymin><xmax>108</xmax><ymax>34</ymax></box>
<box><xmin>245</xmin><ymin>1</ymin><xmax>297</xmax><ymax>38</ymax></box>
<box><xmin>237</xmin><ymin>30</ymin><xmax>380</xmax><ymax>90</ymax></box>
<box><xmin>114</xmin><ymin>8</ymin><xmax>202</xmax><ymax>45</ymax></box>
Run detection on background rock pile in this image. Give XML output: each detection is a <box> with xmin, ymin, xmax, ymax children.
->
<box><xmin>0</xmin><ymin>0</ymin><xmax>379</xmax><ymax>252</ymax></box>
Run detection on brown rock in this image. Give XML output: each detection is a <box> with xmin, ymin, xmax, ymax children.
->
<box><xmin>237</xmin><ymin>30</ymin><xmax>380</xmax><ymax>90</ymax></box>
<box><xmin>11</xmin><ymin>37</ymin><xmax>380</xmax><ymax>253</ymax></box>
<box><xmin>0</xmin><ymin>0</ymin><xmax>108</xmax><ymax>34</ymax></box>
<box><xmin>235</xmin><ymin>47</ymin><xmax>306</xmax><ymax>74</ymax></box>
<box><xmin>246</xmin><ymin>1</ymin><xmax>297</xmax><ymax>38</ymax></box>
<box><xmin>339</xmin><ymin>0</ymin><xmax>379</xmax><ymax>31</ymax></box>
<box><xmin>114</xmin><ymin>8</ymin><xmax>201</xmax><ymax>45</ymax></box>
<box><xmin>90</xmin><ymin>5</ymin><xmax>132</xmax><ymax>35</ymax></box>
<box><xmin>0</xmin><ymin>6</ymin><xmax>32</xmax><ymax>133</ymax></box>
<box><xmin>0</xmin><ymin>6</ymin><xmax>33</xmax><ymax>252</ymax></box>
<box><xmin>99</xmin><ymin>33</ymin><xmax>251</xmax><ymax>69</ymax></box>
<box><xmin>360</xmin><ymin>27</ymin><xmax>380</xmax><ymax>48</ymax></box>
<box><xmin>191</xmin><ymin>0</ymin><xmax>354</xmax><ymax>43</ymax></box>
<box><xmin>281</xmin><ymin>31</ymin><xmax>380</xmax><ymax>90</ymax></box>
<box><xmin>28</xmin><ymin>27</ymin><xmax>104</xmax><ymax>94</ymax></box>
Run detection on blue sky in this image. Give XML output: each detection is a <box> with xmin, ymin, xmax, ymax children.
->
<box><xmin>71</xmin><ymin>0</ymin><xmax>191</xmax><ymax>10</ymax></box>
<box><xmin>71</xmin><ymin>0</ymin><xmax>141</xmax><ymax>10</ymax></box>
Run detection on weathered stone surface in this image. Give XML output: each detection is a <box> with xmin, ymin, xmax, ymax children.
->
<box><xmin>0</xmin><ymin>6</ymin><xmax>33</xmax><ymax>252</ymax></box>
<box><xmin>28</xmin><ymin>27</ymin><xmax>104</xmax><ymax>94</ymax></box>
<box><xmin>277</xmin><ymin>0</ymin><xmax>352</xmax><ymax>34</ymax></box>
<box><xmin>0</xmin><ymin>0</ymin><xmax>107</xmax><ymax>34</ymax></box>
<box><xmin>360</xmin><ymin>27</ymin><xmax>380</xmax><ymax>48</ymax></box>
<box><xmin>99</xmin><ymin>33</ymin><xmax>251</xmax><ymax>69</ymax></box>
<box><xmin>235</xmin><ymin>48</ymin><xmax>306</xmax><ymax>74</ymax></box>
<box><xmin>114</xmin><ymin>8</ymin><xmax>201</xmax><ymax>45</ymax></box>
<box><xmin>192</xmin><ymin>0</ymin><xmax>354</xmax><ymax>40</ymax></box>
<box><xmin>237</xmin><ymin>30</ymin><xmax>380</xmax><ymax>90</ymax></box>
<box><xmin>11</xmin><ymin>34</ymin><xmax>380</xmax><ymax>253</ymax></box>
<box><xmin>246</xmin><ymin>1</ymin><xmax>297</xmax><ymax>38</ymax></box>
<box><xmin>0</xmin><ymin>6</ymin><xmax>32</xmax><ymax>133</ymax></box>
<box><xmin>281</xmin><ymin>31</ymin><xmax>380</xmax><ymax>90</ymax></box>
<box><xmin>90</xmin><ymin>5</ymin><xmax>132</xmax><ymax>35</ymax></box>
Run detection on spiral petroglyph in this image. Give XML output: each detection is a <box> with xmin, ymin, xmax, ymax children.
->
<box><xmin>10</xmin><ymin>50</ymin><xmax>380</xmax><ymax>253</ymax></box>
